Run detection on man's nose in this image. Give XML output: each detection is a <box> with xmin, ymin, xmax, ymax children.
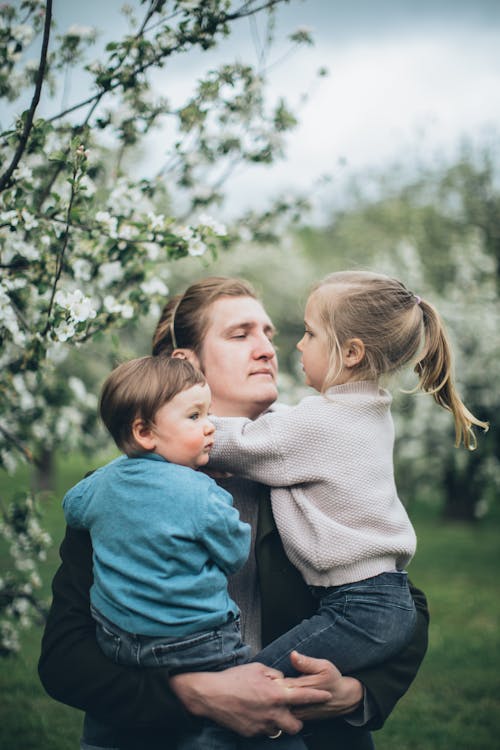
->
<box><xmin>254</xmin><ymin>332</ymin><xmax>276</xmax><ymax>359</ymax></box>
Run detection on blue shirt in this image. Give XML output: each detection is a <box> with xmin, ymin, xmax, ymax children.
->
<box><xmin>63</xmin><ymin>453</ymin><xmax>251</xmax><ymax>636</ymax></box>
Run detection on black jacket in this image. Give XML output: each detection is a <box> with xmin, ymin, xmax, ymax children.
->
<box><xmin>38</xmin><ymin>495</ymin><xmax>429</xmax><ymax>749</ymax></box>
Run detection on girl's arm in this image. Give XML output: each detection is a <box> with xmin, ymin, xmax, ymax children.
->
<box><xmin>209</xmin><ymin>410</ymin><xmax>301</xmax><ymax>487</ymax></box>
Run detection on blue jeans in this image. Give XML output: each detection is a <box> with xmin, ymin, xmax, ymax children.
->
<box><xmin>253</xmin><ymin>572</ymin><xmax>417</xmax><ymax>677</ymax></box>
<box><xmin>91</xmin><ymin>607</ymin><xmax>306</xmax><ymax>750</ymax></box>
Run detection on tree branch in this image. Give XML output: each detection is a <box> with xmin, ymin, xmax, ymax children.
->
<box><xmin>46</xmin><ymin>0</ymin><xmax>286</xmax><ymax>125</ymax></box>
<box><xmin>0</xmin><ymin>0</ymin><xmax>53</xmax><ymax>192</ymax></box>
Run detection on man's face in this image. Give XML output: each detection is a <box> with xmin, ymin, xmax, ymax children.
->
<box><xmin>198</xmin><ymin>296</ymin><xmax>278</xmax><ymax>419</ymax></box>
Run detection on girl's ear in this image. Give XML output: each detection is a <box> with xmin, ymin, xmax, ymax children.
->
<box><xmin>343</xmin><ymin>338</ymin><xmax>365</xmax><ymax>369</ymax></box>
<box><xmin>172</xmin><ymin>348</ymin><xmax>201</xmax><ymax>369</ymax></box>
<box><xmin>132</xmin><ymin>418</ymin><xmax>156</xmax><ymax>452</ymax></box>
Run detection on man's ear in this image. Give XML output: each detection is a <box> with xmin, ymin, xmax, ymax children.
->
<box><xmin>172</xmin><ymin>348</ymin><xmax>201</xmax><ymax>369</ymax></box>
<box><xmin>343</xmin><ymin>338</ymin><xmax>365</xmax><ymax>369</ymax></box>
<box><xmin>132</xmin><ymin>418</ymin><xmax>156</xmax><ymax>452</ymax></box>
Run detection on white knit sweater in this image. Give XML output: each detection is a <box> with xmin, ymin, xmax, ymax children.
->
<box><xmin>210</xmin><ymin>381</ymin><xmax>417</xmax><ymax>587</ymax></box>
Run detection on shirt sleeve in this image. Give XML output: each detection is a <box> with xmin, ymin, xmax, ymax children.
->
<box><xmin>62</xmin><ymin>483</ymin><xmax>88</xmax><ymax>529</ymax></box>
<box><xmin>196</xmin><ymin>486</ymin><xmax>251</xmax><ymax>575</ymax></box>
<box><xmin>38</xmin><ymin>525</ymin><xmax>193</xmax><ymax>729</ymax></box>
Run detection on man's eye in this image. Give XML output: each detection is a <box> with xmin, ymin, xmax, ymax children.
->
<box><xmin>231</xmin><ymin>333</ymin><xmax>246</xmax><ymax>339</ymax></box>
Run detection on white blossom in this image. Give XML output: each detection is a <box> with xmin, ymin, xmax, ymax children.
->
<box><xmin>147</xmin><ymin>212</ymin><xmax>166</xmax><ymax>231</ymax></box>
<box><xmin>98</xmin><ymin>261</ymin><xmax>123</xmax><ymax>288</ymax></box>
<box><xmin>73</xmin><ymin>258</ymin><xmax>93</xmax><ymax>281</ymax></box>
<box><xmin>0</xmin><ymin>450</ymin><xmax>18</xmax><ymax>475</ymax></box>
<box><xmin>140</xmin><ymin>278</ymin><xmax>169</xmax><ymax>296</ymax></box>
<box><xmin>20</xmin><ymin>209</ymin><xmax>39</xmax><ymax>230</ymax></box>
<box><xmin>176</xmin><ymin>225</ymin><xmax>194</xmax><ymax>242</ymax></box>
<box><xmin>187</xmin><ymin>237</ymin><xmax>207</xmax><ymax>256</ymax></box>
<box><xmin>103</xmin><ymin>295</ymin><xmax>134</xmax><ymax>319</ymax></box>
<box><xmin>13</xmin><ymin>163</ymin><xmax>33</xmax><ymax>181</ymax></box>
<box><xmin>66</xmin><ymin>24</ymin><xmax>96</xmax><ymax>40</ymax></box>
<box><xmin>12</xmin><ymin>24</ymin><xmax>34</xmax><ymax>45</ymax></box>
<box><xmin>144</xmin><ymin>242</ymin><xmax>160</xmax><ymax>260</ymax></box>
<box><xmin>54</xmin><ymin>320</ymin><xmax>76</xmax><ymax>342</ymax></box>
<box><xmin>95</xmin><ymin>211</ymin><xmax>118</xmax><ymax>237</ymax></box>
<box><xmin>54</xmin><ymin>289</ymin><xmax>97</xmax><ymax>322</ymax></box>
<box><xmin>197</xmin><ymin>213</ymin><xmax>227</xmax><ymax>236</ymax></box>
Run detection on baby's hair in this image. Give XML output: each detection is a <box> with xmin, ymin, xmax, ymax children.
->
<box><xmin>313</xmin><ymin>270</ymin><xmax>488</xmax><ymax>449</ymax></box>
<box><xmin>100</xmin><ymin>356</ymin><xmax>206</xmax><ymax>456</ymax></box>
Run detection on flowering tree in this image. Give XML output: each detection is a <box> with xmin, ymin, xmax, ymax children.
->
<box><xmin>0</xmin><ymin>0</ymin><xmax>314</xmax><ymax>654</ymax></box>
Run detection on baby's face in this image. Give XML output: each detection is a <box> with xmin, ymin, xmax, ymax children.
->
<box><xmin>151</xmin><ymin>383</ymin><xmax>215</xmax><ymax>470</ymax></box>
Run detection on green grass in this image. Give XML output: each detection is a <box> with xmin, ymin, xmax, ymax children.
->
<box><xmin>1</xmin><ymin>460</ymin><xmax>499</xmax><ymax>749</ymax></box>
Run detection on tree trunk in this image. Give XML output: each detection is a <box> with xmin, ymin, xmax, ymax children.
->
<box><xmin>34</xmin><ymin>447</ymin><xmax>55</xmax><ymax>492</ymax></box>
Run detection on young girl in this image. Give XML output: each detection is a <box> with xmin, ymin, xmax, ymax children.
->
<box><xmin>209</xmin><ymin>270</ymin><xmax>488</xmax><ymax>680</ymax></box>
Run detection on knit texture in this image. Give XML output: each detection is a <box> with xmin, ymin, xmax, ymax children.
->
<box><xmin>210</xmin><ymin>381</ymin><xmax>417</xmax><ymax>587</ymax></box>
<box><xmin>63</xmin><ymin>453</ymin><xmax>251</xmax><ymax>636</ymax></box>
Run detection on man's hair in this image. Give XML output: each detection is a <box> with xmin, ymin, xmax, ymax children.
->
<box><xmin>100</xmin><ymin>356</ymin><xmax>206</xmax><ymax>456</ymax></box>
<box><xmin>152</xmin><ymin>276</ymin><xmax>258</xmax><ymax>357</ymax></box>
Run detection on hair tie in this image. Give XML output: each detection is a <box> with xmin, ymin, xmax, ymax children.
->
<box><xmin>414</xmin><ymin>295</ymin><xmax>422</xmax><ymax>306</ymax></box>
<box><xmin>169</xmin><ymin>295</ymin><xmax>183</xmax><ymax>350</ymax></box>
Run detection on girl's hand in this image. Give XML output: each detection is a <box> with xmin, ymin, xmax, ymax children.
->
<box><xmin>283</xmin><ymin>651</ymin><xmax>364</xmax><ymax>721</ymax></box>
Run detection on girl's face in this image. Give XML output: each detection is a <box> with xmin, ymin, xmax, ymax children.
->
<box><xmin>296</xmin><ymin>292</ymin><xmax>332</xmax><ymax>391</ymax></box>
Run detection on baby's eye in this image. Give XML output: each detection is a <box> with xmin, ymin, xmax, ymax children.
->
<box><xmin>189</xmin><ymin>412</ymin><xmax>200</xmax><ymax>420</ymax></box>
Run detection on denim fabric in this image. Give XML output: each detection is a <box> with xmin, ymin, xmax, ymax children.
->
<box><xmin>254</xmin><ymin>572</ymin><xmax>416</xmax><ymax>676</ymax></box>
<box><xmin>92</xmin><ymin>606</ymin><xmax>251</xmax><ymax>674</ymax></box>
<box><xmin>91</xmin><ymin>609</ymin><xmax>306</xmax><ymax>749</ymax></box>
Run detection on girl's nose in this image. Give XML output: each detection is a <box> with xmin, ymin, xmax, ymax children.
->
<box><xmin>296</xmin><ymin>336</ymin><xmax>304</xmax><ymax>352</ymax></box>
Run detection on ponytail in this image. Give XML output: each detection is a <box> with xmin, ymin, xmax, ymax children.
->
<box><xmin>414</xmin><ymin>299</ymin><xmax>489</xmax><ymax>449</ymax></box>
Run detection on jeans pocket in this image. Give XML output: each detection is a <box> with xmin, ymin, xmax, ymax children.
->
<box><xmin>152</xmin><ymin>629</ymin><xmax>222</xmax><ymax>670</ymax></box>
<box><xmin>95</xmin><ymin>622</ymin><xmax>122</xmax><ymax>663</ymax></box>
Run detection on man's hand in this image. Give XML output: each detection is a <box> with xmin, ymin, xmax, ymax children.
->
<box><xmin>283</xmin><ymin>651</ymin><xmax>364</xmax><ymax>721</ymax></box>
<box><xmin>170</xmin><ymin>661</ymin><xmax>330</xmax><ymax>737</ymax></box>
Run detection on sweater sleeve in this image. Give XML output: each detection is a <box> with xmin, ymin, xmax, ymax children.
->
<box><xmin>210</xmin><ymin>411</ymin><xmax>301</xmax><ymax>487</ymax></box>
<box><xmin>348</xmin><ymin>580</ymin><xmax>429</xmax><ymax>729</ymax></box>
<box><xmin>38</xmin><ymin>525</ymin><xmax>192</xmax><ymax>729</ymax></box>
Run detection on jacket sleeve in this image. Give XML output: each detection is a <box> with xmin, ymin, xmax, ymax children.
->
<box><xmin>38</xmin><ymin>525</ymin><xmax>192</xmax><ymax>728</ymax></box>
<box><xmin>348</xmin><ymin>580</ymin><xmax>429</xmax><ymax>730</ymax></box>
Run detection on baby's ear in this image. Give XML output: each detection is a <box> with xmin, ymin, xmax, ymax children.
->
<box><xmin>132</xmin><ymin>418</ymin><xmax>156</xmax><ymax>452</ymax></box>
<box><xmin>343</xmin><ymin>338</ymin><xmax>365</xmax><ymax>368</ymax></box>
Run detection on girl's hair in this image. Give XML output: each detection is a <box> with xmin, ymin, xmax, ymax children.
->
<box><xmin>152</xmin><ymin>276</ymin><xmax>258</xmax><ymax>357</ymax></box>
<box><xmin>100</xmin><ymin>356</ymin><xmax>206</xmax><ymax>456</ymax></box>
<box><xmin>313</xmin><ymin>270</ymin><xmax>488</xmax><ymax>449</ymax></box>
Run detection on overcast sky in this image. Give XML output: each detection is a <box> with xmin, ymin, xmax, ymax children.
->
<box><xmin>38</xmin><ymin>1</ymin><xmax>500</xmax><ymax>216</ymax></box>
